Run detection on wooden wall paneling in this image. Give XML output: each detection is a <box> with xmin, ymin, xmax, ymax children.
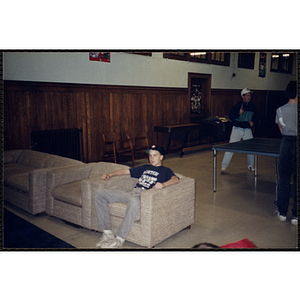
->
<box><xmin>23</xmin><ymin>92</ymin><xmax>32</xmax><ymax>149</ymax></box>
<box><xmin>211</xmin><ymin>89</ymin><xmax>239</xmax><ymax>118</ymax></box>
<box><xmin>151</xmin><ymin>92</ymin><xmax>164</xmax><ymax>147</ymax></box>
<box><xmin>93</xmin><ymin>90</ymin><xmax>109</xmax><ymax>162</ymax></box>
<box><xmin>51</xmin><ymin>92</ymin><xmax>59</xmax><ymax>128</ymax></box>
<box><xmin>30</xmin><ymin>91</ymin><xmax>41</xmax><ymax>132</ymax></box>
<box><xmin>121</xmin><ymin>92</ymin><xmax>132</xmax><ymax>133</ymax></box>
<box><xmin>4</xmin><ymin>90</ymin><xmax>28</xmax><ymax>150</ymax></box>
<box><xmin>61</xmin><ymin>92</ymin><xmax>70</xmax><ymax>128</ymax></box>
<box><xmin>164</xmin><ymin>93</ymin><xmax>171</xmax><ymax>122</ymax></box>
<box><xmin>109</xmin><ymin>92</ymin><xmax>117</xmax><ymax>132</ymax></box>
<box><xmin>85</xmin><ymin>92</ymin><xmax>93</xmax><ymax>162</ymax></box>
<box><xmin>179</xmin><ymin>92</ymin><xmax>190</xmax><ymax>123</ymax></box>
<box><xmin>128</xmin><ymin>92</ymin><xmax>136</xmax><ymax>131</ymax></box>
<box><xmin>115</xmin><ymin>91</ymin><xmax>123</xmax><ymax>133</ymax></box>
<box><xmin>4</xmin><ymin>90</ymin><xmax>14</xmax><ymax>150</ymax></box>
<box><xmin>5</xmin><ymin>81</ymin><xmax>280</xmax><ymax>163</ymax></box>
<box><xmin>75</xmin><ymin>91</ymin><xmax>88</xmax><ymax>162</ymax></box>
<box><xmin>99</xmin><ymin>90</ymin><xmax>111</xmax><ymax>134</ymax></box>
<box><xmin>139</xmin><ymin>92</ymin><xmax>152</xmax><ymax>145</ymax></box>
<box><xmin>87</xmin><ymin>91</ymin><xmax>108</xmax><ymax>162</ymax></box>
<box><xmin>132</xmin><ymin>93</ymin><xmax>141</xmax><ymax>132</ymax></box>
<box><xmin>42</xmin><ymin>92</ymin><xmax>53</xmax><ymax>130</ymax></box>
<box><xmin>3</xmin><ymin>90</ymin><xmax>12</xmax><ymax>149</ymax></box>
<box><xmin>111</xmin><ymin>92</ymin><xmax>120</xmax><ymax>132</ymax></box>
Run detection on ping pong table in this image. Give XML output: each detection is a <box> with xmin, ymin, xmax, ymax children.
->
<box><xmin>212</xmin><ymin>138</ymin><xmax>281</xmax><ymax>192</ymax></box>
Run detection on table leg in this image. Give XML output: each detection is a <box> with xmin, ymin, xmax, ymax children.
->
<box><xmin>213</xmin><ymin>150</ymin><xmax>217</xmax><ymax>192</ymax></box>
<box><xmin>274</xmin><ymin>157</ymin><xmax>278</xmax><ymax>203</ymax></box>
<box><xmin>165</xmin><ymin>133</ymin><xmax>172</xmax><ymax>155</ymax></box>
<box><xmin>180</xmin><ymin>130</ymin><xmax>190</xmax><ymax>157</ymax></box>
<box><xmin>254</xmin><ymin>155</ymin><xmax>258</xmax><ymax>177</ymax></box>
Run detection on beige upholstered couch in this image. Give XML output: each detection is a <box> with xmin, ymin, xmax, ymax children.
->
<box><xmin>46</xmin><ymin>162</ymin><xmax>195</xmax><ymax>248</ymax></box>
<box><xmin>4</xmin><ymin>149</ymin><xmax>84</xmax><ymax>215</ymax></box>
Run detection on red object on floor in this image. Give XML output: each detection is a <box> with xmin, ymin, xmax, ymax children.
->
<box><xmin>220</xmin><ymin>238</ymin><xmax>256</xmax><ymax>249</ymax></box>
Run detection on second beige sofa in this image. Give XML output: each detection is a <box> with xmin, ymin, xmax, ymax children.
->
<box><xmin>4</xmin><ymin>149</ymin><xmax>84</xmax><ymax>215</ymax></box>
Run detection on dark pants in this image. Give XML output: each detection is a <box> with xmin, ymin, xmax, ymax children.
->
<box><xmin>277</xmin><ymin>136</ymin><xmax>297</xmax><ymax>217</ymax></box>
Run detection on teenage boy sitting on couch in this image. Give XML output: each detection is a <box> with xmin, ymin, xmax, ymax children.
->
<box><xmin>95</xmin><ymin>144</ymin><xmax>180</xmax><ymax>248</ymax></box>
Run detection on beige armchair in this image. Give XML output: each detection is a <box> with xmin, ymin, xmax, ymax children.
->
<box><xmin>84</xmin><ymin>173</ymin><xmax>195</xmax><ymax>248</ymax></box>
<box><xmin>46</xmin><ymin>162</ymin><xmax>195</xmax><ymax>248</ymax></box>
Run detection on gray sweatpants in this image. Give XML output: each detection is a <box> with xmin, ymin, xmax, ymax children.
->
<box><xmin>95</xmin><ymin>187</ymin><xmax>143</xmax><ymax>239</ymax></box>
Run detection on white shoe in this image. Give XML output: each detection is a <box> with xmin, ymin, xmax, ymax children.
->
<box><xmin>275</xmin><ymin>210</ymin><xmax>287</xmax><ymax>222</ymax></box>
<box><xmin>248</xmin><ymin>166</ymin><xmax>255</xmax><ymax>172</ymax></box>
<box><xmin>291</xmin><ymin>216</ymin><xmax>298</xmax><ymax>226</ymax></box>
<box><xmin>102</xmin><ymin>237</ymin><xmax>125</xmax><ymax>249</ymax></box>
<box><xmin>221</xmin><ymin>166</ymin><xmax>226</xmax><ymax>173</ymax></box>
<box><xmin>96</xmin><ymin>231</ymin><xmax>115</xmax><ymax>248</ymax></box>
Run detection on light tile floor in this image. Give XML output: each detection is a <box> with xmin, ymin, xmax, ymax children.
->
<box><xmin>4</xmin><ymin>149</ymin><xmax>298</xmax><ymax>249</ymax></box>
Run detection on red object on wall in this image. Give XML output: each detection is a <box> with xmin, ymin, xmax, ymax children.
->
<box><xmin>220</xmin><ymin>238</ymin><xmax>256</xmax><ymax>249</ymax></box>
<box><xmin>89</xmin><ymin>52</ymin><xmax>110</xmax><ymax>63</ymax></box>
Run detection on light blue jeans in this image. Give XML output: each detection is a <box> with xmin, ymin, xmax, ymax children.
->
<box><xmin>95</xmin><ymin>187</ymin><xmax>142</xmax><ymax>239</ymax></box>
<box><xmin>221</xmin><ymin>126</ymin><xmax>254</xmax><ymax>170</ymax></box>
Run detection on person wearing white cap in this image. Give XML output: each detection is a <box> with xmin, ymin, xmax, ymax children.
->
<box><xmin>221</xmin><ymin>88</ymin><xmax>259</xmax><ymax>173</ymax></box>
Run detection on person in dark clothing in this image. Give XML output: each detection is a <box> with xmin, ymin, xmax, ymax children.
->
<box><xmin>275</xmin><ymin>81</ymin><xmax>297</xmax><ymax>225</ymax></box>
<box><xmin>221</xmin><ymin>88</ymin><xmax>259</xmax><ymax>173</ymax></box>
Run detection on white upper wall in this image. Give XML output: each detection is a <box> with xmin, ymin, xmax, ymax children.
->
<box><xmin>3</xmin><ymin>52</ymin><xmax>297</xmax><ymax>91</ymax></box>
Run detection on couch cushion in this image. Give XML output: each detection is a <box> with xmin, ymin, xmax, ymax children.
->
<box><xmin>46</xmin><ymin>156</ymin><xmax>83</xmax><ymax>168</ymax></box>
<box><xmin>7</xmin><ymin>173</ymin><xmax>29</xmax><ymax>192</ymax></box>
<box><xmin>16</xmin><ymin>150</ymin><xmax>50</xmax><ymax>168</ymax></box>
<box><xmin>52</xmin><ymin>181</ymin><xmax>82</xmax><ymax>207</ymax></box>
<box><xmin>4</xmin><ymin>154</ymin><xmax>14</xmax><ymax>164</ymax></box>
<box><xmin>16</xmin><ymin>150</ymin><xmax>83</xmax><ymax>169</ymax></box>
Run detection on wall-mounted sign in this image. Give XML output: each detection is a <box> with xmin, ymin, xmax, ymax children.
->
<box><xmin>89</xmin><ymin>52</ymin><xmax>111</xmax><ymax>63</ymax></box>
<box><xmin>259</xmin><ymin>53</ymin><xmax>266</xmax><ymax>78</ymax></box>
<box><xmin>190</xmin><ymin>80</ymin><xmax>202</xmax><ymax>114</ymax></box>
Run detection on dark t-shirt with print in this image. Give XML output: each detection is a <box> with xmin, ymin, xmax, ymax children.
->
<box><xmin>130</xmin><ymin>165</ymin><xmax>177</xmax><ymax>190</ymax></box>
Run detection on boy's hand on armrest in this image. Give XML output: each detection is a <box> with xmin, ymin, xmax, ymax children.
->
<box><xmin>153</xmin><ymin>175</ymin><xmax>180</xmax><ymax>190</ymax></box>
<box><xmin>101</xmin><ymin>169</ymin><xmax>130</xmax><ymax>181</ymax></box>
<box><xmin>101</xmin><ymin>174</ymin><xmax>110</xmax><ymax>181</ymax></box>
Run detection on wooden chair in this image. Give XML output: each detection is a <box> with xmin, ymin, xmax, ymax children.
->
<box><xmin>102</xmin><ymin>132</ymin><xmax>135</xmax><ymax>167</ymax></box>
<box><xmin>122</xmin><ymin>130</ymin><xmax>149</xmax><ymax>159</ymax></box>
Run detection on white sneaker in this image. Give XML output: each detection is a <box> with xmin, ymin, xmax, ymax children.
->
<box><xmin>102</xmin><ymin>237</ymin><xmax>125</xmax><ymax>249</ymax></box>
<box><xmin>275</xmin><ymin>210</ymin><xmax>287</xmax><ymax>222</ymax></box>
<box><xmin>291</xmin><ymin>216</ymin><xmax>298</xmax><ymax>226</ymax></box>
<box><xmin>96</xmin><ymin>231</ymin><xmax>115</xmax><ymax>248</ymax></box>
<box><xmin>221</xmin><ymin>166</ymin><xmax>226</xmax><ymax>173</ymax></box>
<box><xmin>248</xmin><ymin>166</ymin><xmax>255</xmax><ymax>172</ymax></box>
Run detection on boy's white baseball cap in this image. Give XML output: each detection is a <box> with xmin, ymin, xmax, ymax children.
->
<box><xmin>241</xmin><ymin>88</ymin><xmax>253</xmax><ymax>96</ymax></box>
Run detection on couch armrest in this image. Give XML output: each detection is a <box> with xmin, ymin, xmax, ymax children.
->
<box><xmin>28</xmin><ymin>167</ymin><xmax>50</xmax><ymax>213</ymax></box>
<box><xmin>139</xmin><ymin>175</ymin><xmax>195</xmax><ymax>244</ymax></box>
<box><xmin>45</xmin><ymin>164</ymin><xmax>94</xmax><ymax>214</ymax></box>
